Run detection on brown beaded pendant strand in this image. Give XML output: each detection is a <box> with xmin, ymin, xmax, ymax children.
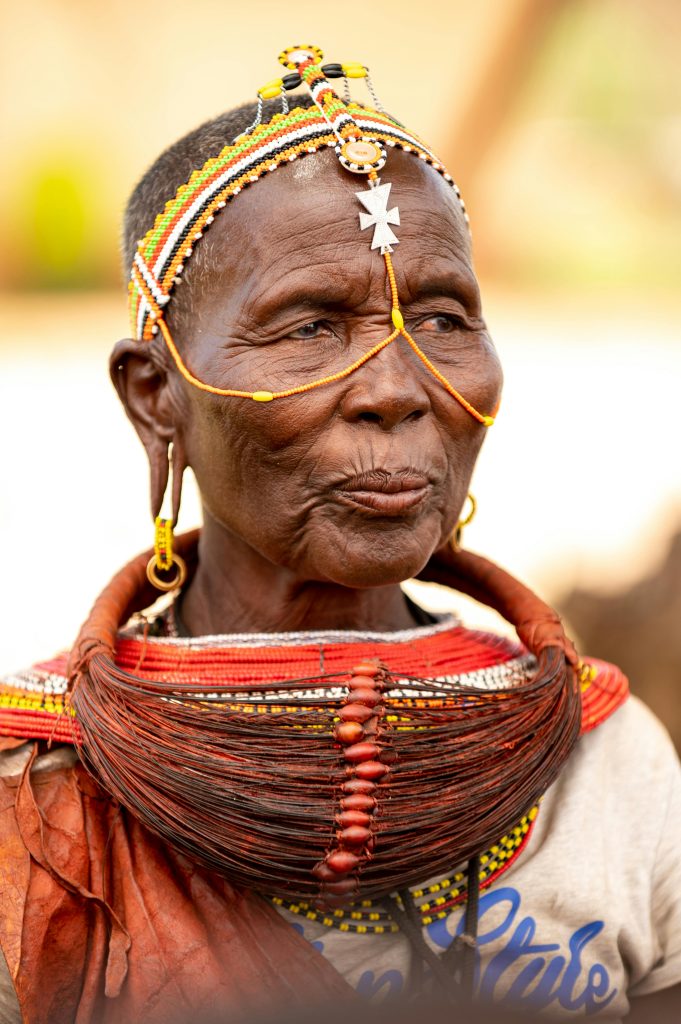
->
<box><xmin>314</xmin><ymin>660</ymin><xmax>392</xmax><ymax>907</ymax></box>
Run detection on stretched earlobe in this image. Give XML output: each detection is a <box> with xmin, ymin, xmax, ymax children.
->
<box><xmin>109</xmin><ymin>337</ymin><xmax>189</xmax><ymax>535</ymax></box>
<box><xmin>111</xmin><ymin>339</ymin><xmax>190</xmax><ymax>593</ymax></box>
<box><xmin>149</xmin><ymin>438</ymin><xmax>170</xmax><ymax>520</ymax></box>
<box><xmin>171</xmin><ymin>436</ymin><xmax>188</xmax><ymax>526</ymax></box>
<box><xmin>109</xmin><ymin>338</ymin><xmax>179</xmax><ymax>518</ymax></box>
<box><xmin>148</xmin><ymin>435</ymin><xmax>187</xmax><ymax>526</ymax></box>
<box><xmin>147</xmin><ymin>442</ymin><xmax>188</xmax><ymax>592</ymax></box>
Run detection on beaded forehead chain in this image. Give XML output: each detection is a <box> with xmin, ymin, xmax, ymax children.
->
<box><xmin>129</xmin><ymin>45</ymin><xmax>495</xmax><ymax>427</ymax></box>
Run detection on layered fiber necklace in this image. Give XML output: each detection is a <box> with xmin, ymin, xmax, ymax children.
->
<box><xmin>150</xmin><ymin>600</ymin><xmax>541</xmax><ymax>936</ymax></box>
<box><xmin>150</xmin><ymin>599</ymin><xmax>542</xmax><ymax>943</ymax></box>
<box><xmin>68</xmin><ymin>533</ymin><xmax>584</xmax><ymax>911</ymax></box>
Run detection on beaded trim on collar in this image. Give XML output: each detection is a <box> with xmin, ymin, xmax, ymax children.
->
<box><xmin>126</xmin><ymin>604</ymin><xmax>537</xmax><ymax>693</ymax></box>
<box><xmin>0</xmin><ymin>640</ymin><xmax>627</xmax><ymax>748</ymax></box>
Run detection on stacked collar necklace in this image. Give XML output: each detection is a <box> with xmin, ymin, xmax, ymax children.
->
<box><xmin>64</xmin><ymin>532</ymin><xmax>591</xmax><ymax>909</ymax></box>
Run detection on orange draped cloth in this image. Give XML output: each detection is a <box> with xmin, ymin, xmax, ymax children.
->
<box><xmin>0</xmin><ymin>750</ymin><xmax>352</xmax><ymax>1024</ymax></box>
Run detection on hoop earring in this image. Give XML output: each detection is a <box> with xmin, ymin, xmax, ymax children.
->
<box><xmin>451</xmin><ymin>493</ymin><xmax>477</xmax><ymax>552</ymax></box>
<box><xmin>146</xmin><ymin>516</ymin><xmax>187</xmax><ymax>592</ymax></box>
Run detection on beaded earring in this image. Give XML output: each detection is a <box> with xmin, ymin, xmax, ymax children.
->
<box><xmin>451</xmin><ymin>493</ymin><xmax>477</xmax><ymax>552</ymax></box>
<box><xmin>146</xmin><ymin>516</ymin><xmax>187</xmax><ymax>592</ymax></box>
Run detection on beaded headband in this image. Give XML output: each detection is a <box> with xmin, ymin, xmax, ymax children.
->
<box><xmin>129</xmin><ymin>45</ymin><xmax>495</xmax><ymax>427</ymax></box>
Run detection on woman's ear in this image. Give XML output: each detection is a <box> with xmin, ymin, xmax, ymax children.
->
<box><xmin>110</xmin><ymin>338</ymin><xmax>179</xmax><ymax>518</ymax></box>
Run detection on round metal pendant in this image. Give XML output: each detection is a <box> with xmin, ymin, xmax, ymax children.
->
<box><xmin>278</xmin><ymin>45</ymin><xmax>323</xmax><ymax>70</ymax></box>
<box><xmin>336</xmin><ymin>137</ymin><xmax>387</xmax><ymax>174</ymax></box>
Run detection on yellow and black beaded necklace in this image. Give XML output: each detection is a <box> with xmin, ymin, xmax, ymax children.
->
<box><xmin>270</xmin><ymin>804</ymin><xmax>538</xmax><ymax>935</ymax></box>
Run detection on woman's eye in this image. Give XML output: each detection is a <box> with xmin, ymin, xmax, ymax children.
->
<box><xmin>289</xmin><ymin>321</ymin><xmax>328</xmax><ymax>340</ymax></box>
<box><xmin>419</xmin><ymin>314</ymin><xmax>462</xmax><ymax>333</ymax></box>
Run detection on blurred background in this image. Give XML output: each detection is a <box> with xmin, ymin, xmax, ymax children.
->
<box><xmin>1</xmin><ymin>0</ymin><xmax>679</xmax><ymax>744</ymax></box>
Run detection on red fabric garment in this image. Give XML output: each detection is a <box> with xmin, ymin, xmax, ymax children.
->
<box><xmin>0</xmin><ymin>752</ymin><xmax>352</xmax><ymax>1024</ymax></box>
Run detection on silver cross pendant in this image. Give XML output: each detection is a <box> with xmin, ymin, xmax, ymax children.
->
<box><xmin>355</xmin><ymin>178</ymin><xmax>400</xmax><ymax>254</ymax></box>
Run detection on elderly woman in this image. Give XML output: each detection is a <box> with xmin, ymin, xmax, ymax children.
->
<box><xmin>0</xmin><ymin>46</ymin><xmax>679</xmax><ymax>1024</ymax></box>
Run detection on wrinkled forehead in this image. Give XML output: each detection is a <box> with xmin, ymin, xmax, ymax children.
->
<box><xmin>195</xmin><ymin>147</ymin><xmax>474</xmax><ymax>303</ymax></box>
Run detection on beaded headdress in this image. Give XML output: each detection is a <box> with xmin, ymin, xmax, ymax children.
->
<box><xmin>129</xmin><ymin>45</ymin><xmax>496</xmax><ymax>427</ymax></box>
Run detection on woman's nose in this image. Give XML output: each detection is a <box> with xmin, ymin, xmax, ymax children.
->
<box><xmin>339</xmin><ymin>336</ymin><xmax>431</xmax><ymax>429</ymax></box>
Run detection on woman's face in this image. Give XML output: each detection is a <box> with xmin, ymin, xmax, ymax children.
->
<box><xmin>158</xmin><ymin>148</ymin><xmax>502</xmax><ymax>588</ymax></box>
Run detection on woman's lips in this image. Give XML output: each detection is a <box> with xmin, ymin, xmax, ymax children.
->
<box><xmin>333</xmin><ymin>471</ymin><xmax>432</xmax><ymax>516</ymax></box>
<box><xmin>338</xmin><ymin>488</ymin><xmax>430</xmax><ymax>514</ymax></box>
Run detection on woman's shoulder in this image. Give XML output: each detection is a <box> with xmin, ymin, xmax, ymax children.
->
<box><xmin>549</xmin><ymin>690</ymin><xmax>680</xmax><ymax>830</ymax></box>
<box><xmin>582</xmin><ymin>691</ymin><xmax>678</xmax><ymax>765</ymax></box>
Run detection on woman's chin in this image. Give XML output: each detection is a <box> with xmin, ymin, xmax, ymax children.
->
<box><xmin>299</xmin><ymin>522</ymin><xmax>444</xmax><ymax>589</ymax></box>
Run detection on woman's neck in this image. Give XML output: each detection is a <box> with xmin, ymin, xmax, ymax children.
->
<box><xmin>178</xmin><ymin>514</ymin><xmax>420</xmax><ymax>637</ymax></box>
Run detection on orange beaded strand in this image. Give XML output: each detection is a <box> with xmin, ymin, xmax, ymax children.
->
<box><xmin>159</xmin><ymin>317</ymin><xmax>402</xmax><ymax>403</ymax></box>
<box><xmin>158</xmin><ymin>268</ymin><xmax>495</xmax><ymax>424</ymax></box>
<box><xmin>399</xmin><ymin>328</ymin><xmax>495</xmax><ymax>427</ymax></box>
<box><xmin>381</xmin><ymin>249</ymin><xmax>495</xmax><ymax>427</ymax></box>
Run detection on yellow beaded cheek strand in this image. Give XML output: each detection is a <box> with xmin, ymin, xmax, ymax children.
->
<box><xmin>130</xmin><ymin>46</ymin><xmax>499</xmax><ymax>588</ymax></box>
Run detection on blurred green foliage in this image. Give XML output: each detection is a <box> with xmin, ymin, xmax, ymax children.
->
<box><xmin>1</xmin><ymin>141</ymin><xmax>120</xmax><ymax>291</ymax></box>
<box><xmin>26</xmin><ymin>164</ymin><xmax>92</xmax><ymax>288</ymax></box>
<box><xmin>473</xmin><ymin>1</ymin><xmax>681</xmax><ymax>289</ymax></box>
